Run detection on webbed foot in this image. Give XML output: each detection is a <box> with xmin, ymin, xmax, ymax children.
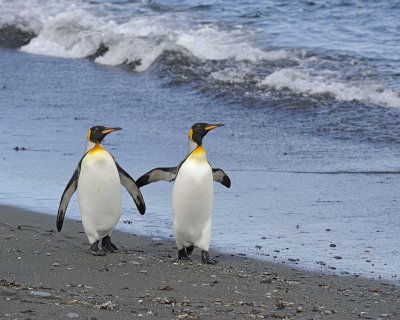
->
<box><xmin>178</xmin><ymin>248</ymin><xmax>191</xmax><ymax>261</ymax></box>
<box><xmin>201</xmin><ymin>250</ymin><xmax>217</xmax><ymax>264</ymax></box>
<box><xmin>186</xmin><ymin>245</ymin><xmax>194</xmax><ymax>256</ymax></box>
<box><xmin>90</xmin><ymin>241</ymin><xmax>106</xmax><ymax>256</ymax></box>
<box><xmin>101</xmin><ymin>235</ymin><xmax>118</xmax><ymax>253</ymax></box>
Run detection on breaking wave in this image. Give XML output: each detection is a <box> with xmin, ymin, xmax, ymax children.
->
<box><xmin>260</xmin><ymin>69</ymin><xmax>400</xmax><ymax>108</ymax></box>
<box><xmin>1</xmin><ymin>0</ymin><xmax>399</xmax><ymax>108</ymax></box>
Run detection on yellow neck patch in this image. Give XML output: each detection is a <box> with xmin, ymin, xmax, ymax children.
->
<box><xmin>88</xmin><ymin>143</ymin><xmax>104</xmax><ymax>154</ymax></box>
<box><xmin>189</xmin><ymin>145</ymin><xmax>207</xmax><ymax>161</ymax></box>
<box><xmin>87</xmin><ymin>129</ymin><xmax>91</xmax><ymax>141</ymax></box>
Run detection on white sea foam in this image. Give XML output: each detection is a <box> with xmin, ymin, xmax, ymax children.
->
<box><xmin>93</xmin><ymin>17</ymin><xmax>179</xmax><ymax>71</ymax></box>
<box><xmin>21</xmin><ymin>10</ymin><xmax>109</xmax><ymax>59</ymax></box>
<box><xmin>1</xmin><ymin>0</ymin><xmax>292</xmax><ymax>70</ymax></box>
<box><xmin>0</xmin><ymin>0</ymin><xmax>80</xmax><ymax>32</ymax></box>
<box><xmin>175</xmin><ymin>27</ymin><xmax>291</xmax><ymax>62</ymax></box>
<box><xmin>94</xmin><ymin>22</ymin><xmax>291</xmax><ymax>71</ymax></box>
<box><xmin>2</xmin><ymin>0</ymin><xmax>400</xmax><ymax>109</ymax></box>
<box><xmin>261</xmin><ymin>68</ymin><xmax>400</xmax><ymax>108</ymax></box>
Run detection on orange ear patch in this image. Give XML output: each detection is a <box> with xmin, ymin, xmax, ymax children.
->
<box><xmin>189</xmin><ymin>128</ymin><xmax>193</xmax><ymax>140</ymax></box>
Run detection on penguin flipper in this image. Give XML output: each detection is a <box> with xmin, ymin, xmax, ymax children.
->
<box><xmin>212</xmin><ymin>168</ymin><xmax>231</xmax><ymax>188</ymax></box>
<box><xmin>57</xmin><ymin>165</ymin><xmax>80</xmax><ymax>231</ymax></box>
<box><xmin>116</xmin><ymin>162</ymin><xmax>146</xmax><ymax>215</ymax></box>
<box><xmin>136</xmin><ymin>167</ymin><xmax>177</xmax><ymax>188</ymax></box>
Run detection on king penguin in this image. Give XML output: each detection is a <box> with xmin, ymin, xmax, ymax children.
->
<box><xmin>57</xmin><ymin>126</ymin><xmax>146</xmax><ymax>256</ymax></box>
<box><xmin>137</xmin><ymin>123</ymin><xmax>230</xmax><ymax>264</ymax></box>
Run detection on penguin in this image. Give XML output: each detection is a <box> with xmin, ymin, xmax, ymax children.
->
<box><xmin>136</xmin><ymin>123</ymin><xmax>230</xmax><ymax>264</ymax></box>
<box><xmin>57</xmin><ymin>126</ymin><xmax>146</xmax><ymax>256</ymax></box>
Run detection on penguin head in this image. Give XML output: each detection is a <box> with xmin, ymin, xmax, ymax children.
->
<box><xmin>188</xmin><ymin>123</ymin><xmax>224</xmax><ymax>146</ymax></box>
<box><xmin>87</xmin><ymin>126</ymin><xmax>122</xmax><ymax>144</ymax></box>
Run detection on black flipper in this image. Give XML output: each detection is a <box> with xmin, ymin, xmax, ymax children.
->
<box><xmin>136</xmin><ymin>167</ymin><xmax>177</xmax><ymax>188</ymax></box>
<box><xmin>56</xmin><ymin>161</ymin><xmax>82</xmax><ymax>231</ymax></box>
<box><xmin>212</xmin><ymin>168</ymin><xmax>231</xmax><ymax>188</ymax></box>
<box><xmin>115</xmin><ymin>162</ymin><xmax>146</xmax><ymax>215</ymax></box>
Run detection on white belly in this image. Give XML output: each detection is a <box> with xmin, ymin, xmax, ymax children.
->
<box><xmin>77</xmin><ymin>150</ymin><xmax>122</xmax><ymax>244</ymax></box>
<box><xmin>172</xmin><ymin>159</ymin><xmax>213</xmax><ymax>250</ymax></box>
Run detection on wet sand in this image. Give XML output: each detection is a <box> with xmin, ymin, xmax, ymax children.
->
<box><xmin>0</xmin><ymin>205</ymin><xmax>398</xmax><ymax>319</ymax></box>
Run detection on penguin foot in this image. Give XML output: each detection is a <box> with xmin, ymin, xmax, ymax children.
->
<box><xmin>101</xmin><ymin>235</ymin><xmax>119</xmax><ymax>253</ymax></box>
<box><xmin>201</xmin><ymin>250</ymin><xmax>218</xmax><ymax>265</ymax></box>
<box><xmin>178</xmin><ymin>248</ymin><xmax>191</xmax><ymax>261</ymax></box>
<box><xmin>186</xmin><ymin>245</ymin><xmax>194</xmax><ymax>256</ymax></box>
<box><xmin>90</xmin><ymin>241</ymin><xmax>106</xmax><ymax>256</ymax></box>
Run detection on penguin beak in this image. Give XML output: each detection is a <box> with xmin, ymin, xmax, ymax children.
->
<box><xmin>102</xmin><ymin>127</ymin><xmax>122</xmax><ymax>135</ymax></box>
<box><xmin>205</xmin><ymin>123</ymin><xmax>224</xmax><ymax>131</ymax></box>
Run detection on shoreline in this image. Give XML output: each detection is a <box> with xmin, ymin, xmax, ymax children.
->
<box><xmin>1</xmin><ymin>204</ymin><xmax>399</xmax><ymax>319</ymax></box>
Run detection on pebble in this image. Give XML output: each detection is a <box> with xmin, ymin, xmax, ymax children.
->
<box><xmin>329</xmin><ymin>244</ymin><xmax>337</xmax><ymax>248</ymax></box>
<box><xmin>140</xmin><ymin>270</ymin><xmax>148</xmax><ymax>274</ymax></box>
<box><xmin>334</xmin><ymin>256</ymin><xmax>343</xmax><ymax>260</ymax></box>
<box><xmin>53</xmin><ymin>262</ymin><xmax>60</xmax><ymax>266</ymax></box>
<box><xmin>66</xmin><ymin>312</ymin><xmax>80</xmax><ymax>318</ymax></box>
<box><xmin>98</xmin><ymin>301</ymin><xmax>115</xmax><ymax>310</ymax></box>
<box><xmin>31</xmin><ymin>291</ymin><xmax>51</xmax><ymax>297</ymax></box>
<box><xmin>296</xmin><ymin>306</ymin><xmax>303</xmax><ymax>313</ymax></box>
<box><xmin>68</xmin><ymin>292</ymin><xmax>80</xmax><ymax>297</ymax></box>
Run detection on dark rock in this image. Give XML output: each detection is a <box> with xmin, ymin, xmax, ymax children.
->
<box><xmin>0</xmin><ymin>25</ymin><xmax>35</xmax><ymax>48</ymax></box>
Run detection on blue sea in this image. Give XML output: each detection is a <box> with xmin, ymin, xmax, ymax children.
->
<box><xmin>0</xmin><ymin>0</ymin><xmax>399</xmax><ymax>282</ymax></box>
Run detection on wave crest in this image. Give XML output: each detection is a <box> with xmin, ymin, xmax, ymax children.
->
<box><xmin>261</xmin><ymin>68</ymin><xmax>400</xmax><ymax>108</ymax></box>
<box><xmin>1</xmin><ymin>0</ymin><xmax>399</xmax><ymax>109</ymax></box>
<box><xmin>20</xmin><ymin>10</ymin><xmax>110</xmax><ymax>59</ymax></box>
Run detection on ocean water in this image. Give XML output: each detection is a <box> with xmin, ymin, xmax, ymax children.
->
<box><xmin>0</xmin><ymin>0</ymin><xmax>399</xmax><ymax>282</ymax></box>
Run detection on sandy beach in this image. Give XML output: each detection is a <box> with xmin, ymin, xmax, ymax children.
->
<box><xmin>0</xmin><ymin>205</ymin><xmax>398</xmax><ymax>319</ymax></box>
